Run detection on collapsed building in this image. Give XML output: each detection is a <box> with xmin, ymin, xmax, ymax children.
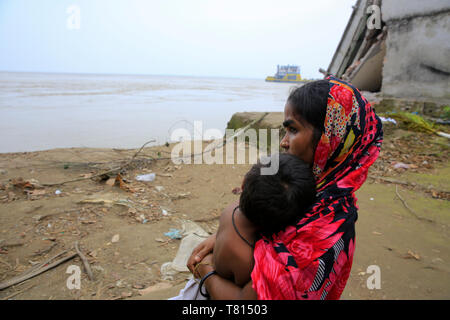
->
<box><xmin>324</xmin><ymin>0</ymin><xmax>450</xmax><ymax>117</ymax></box>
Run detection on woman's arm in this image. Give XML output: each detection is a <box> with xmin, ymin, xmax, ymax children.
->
<box><xmin>187</xmin><ymin>233</ymin><xmax>217</xmax><ymax>276</ymax></box>
<box><xmin>196</xmin><ymin>255</ymin><xmax>258</xmax><ymax>300</ymax></box>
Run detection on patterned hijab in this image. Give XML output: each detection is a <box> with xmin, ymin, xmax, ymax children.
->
<box><xmin>251</xmin><ymin>76</ymin><xmax>383</xmax><ymax>300</ymax></box>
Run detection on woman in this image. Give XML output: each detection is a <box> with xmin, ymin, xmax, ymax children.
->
<box><xmin>187</xmin><ymin>76</ymin><xmax>383</xmax><ymax>300</ymax></box>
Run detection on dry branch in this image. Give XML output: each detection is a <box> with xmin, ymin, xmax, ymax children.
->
<box><xmin>0</xmin><ymin>251</ymin><xmax>77</xmax><ymax>290</ymax></box>
<box><xmin>395</xmin><ymin>186</ymin><xmax>434</xmax><ymax>223</ymax></box>
<box><xmin>41</xmin><ymin>139</ymin><xmax>156</xmax><ymax>187</ymax></box>
<box><xmin>74</xmin><ymin>241</ymin><xmax>94</xmax><ymax>281</ymax></box>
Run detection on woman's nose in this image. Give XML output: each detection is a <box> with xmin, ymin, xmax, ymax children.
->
<box><xmin>280</xmin><ymin>134</ymin><xmax>289</xmax><ymax>150</ymax></box>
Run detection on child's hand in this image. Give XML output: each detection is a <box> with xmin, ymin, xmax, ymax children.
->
<box><xmin>193</xmin><ymin>253</ymin><xmax>214</xmax><ymax>279</ymax></box>
<box><xmin>187</xmin><ymin>233</ymin><xmax>216</xmax><ymax>274</ymax></box>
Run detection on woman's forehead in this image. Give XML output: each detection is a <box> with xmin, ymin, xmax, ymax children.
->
<box><xmin>284</xmin><ymin>102</ymin><xmax>308</xmax><ymax>127</ymax></box>
<box><xmin>284</xmin><ymin>102</ymin><xmax>296</xmax><ymax>119</ymax></box>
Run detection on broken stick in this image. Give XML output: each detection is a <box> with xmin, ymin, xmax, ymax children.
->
<box><xmin>395</xmin><ymin>185</ymin><xmax>434</xmax><ymax>223</ymax></box>
<box><xmin>0</xmin><ymin>251</ymin><xmax>77</xmax><ymax>290</ymax></box>
<box><xmin>74</xmin><ymin>241</ymin><xmax>94</xmax><ymax>281</ymax></box>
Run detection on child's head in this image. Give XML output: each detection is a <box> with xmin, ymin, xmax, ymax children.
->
<box><xmin>239</xmin><ymin>153</ymin><xmax>316</xmax><ymax>238</ymax></box>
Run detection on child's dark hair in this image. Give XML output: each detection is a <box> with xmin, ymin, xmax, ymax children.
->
<box><xmin>288</xmin><ymin>80</ymin><xmax>329</xmax><ymax>149</ymax></box>
<box><xmin>239</xmin><ymin>153</ymin><xmax>316</xmax><ymax>238</ymax></box>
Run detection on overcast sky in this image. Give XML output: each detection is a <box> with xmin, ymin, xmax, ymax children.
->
<box><xmin>0</xmin><ymin>0</ymin><xmax>356</xmax><ymax>79</ymax></box>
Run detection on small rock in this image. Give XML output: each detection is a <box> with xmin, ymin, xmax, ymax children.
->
<box><xmin>105</xmin><ymin>178</ymin><xmax>116</xmax><ymax>187</ymax></box>
<box><xmin>111</xmin><ymin>234</ymin><xmax>120</xmax><ymax>243</ymax></box>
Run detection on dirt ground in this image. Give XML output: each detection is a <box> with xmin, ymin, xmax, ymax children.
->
<box><xmin>0</xmin><ymin>126</ymin><xmax>449</xmax><ymax>300</ymax></box>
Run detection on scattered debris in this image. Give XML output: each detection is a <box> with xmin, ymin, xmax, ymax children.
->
<box><xmin>111</xmin><ymin>234</ymin><xmax>120</xmax><ymax>243</ymax></box>
<box><xmin>135</xmin><ymin>173</ymin><xmax>156</xmax><ymax>182</ymax></box>
<box><xmin>161</xmin><ymin>221</ymin><xmax>210</xmax><ymax>280</ymax></box>
<box><xmin>392</xmin><ymin>162</ymin><xmax>418</xmax><ymax>170</ymax></box>
<box><xmin>164</xmin><ymin>229</ymin><xmax>182</xmax><ymax>240</ymax></box>
<box><xmin>0</xmin><ymin>249</ymin><xmax>77</xmax><ymax>290</ymax></box>
<box><xmin>32</xmin><ymin>243</ymin><xmax>57</xmax><ymax>257</ymax></box>
<box><xmin>105</xmin><ymin>178</ymin><xmax>116</xmax><ymax>186</ymax></box>
<box><xmin>28</xmin><ymin>189</ymin><xmax>46</xmax><ymax>197</ymax></box>
<box><xmin>405</xmin><ymin>250</ymin><xmax>421</xmax><ymax>261</ymax></box>
<box><xmin>114</xmin><ymin>174</ymin><xmax>135</xmax><ymax>193</ymax></box>
<box><xmin>11</xmin><ymin>178</ymin><xmax>43</xmax><ymax>191</ymax></box>
<box><xmin>379</xmin><ymin>116</ymin><xmax>397</xmax><ymax>125</ymax></box>
<box><xmin>170</xmin><ymin>192</ymin><xmax>191</xmax><ymax>200</ymax></box>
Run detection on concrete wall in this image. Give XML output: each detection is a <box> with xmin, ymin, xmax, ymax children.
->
<box><xmin>382</xmin><ymin>0</ymin><xmax>450</xmax><ymax>21</ymax></box>
<box><xmin>381</xmin><ymin>0</ymin><xmax>450</xmax><ymax>103</ymax></box>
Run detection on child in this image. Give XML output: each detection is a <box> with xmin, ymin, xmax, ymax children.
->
<box><xmin>170</xmin><ymin>153</ymin><xmax>316</xmax><ymax>299</ymax></box>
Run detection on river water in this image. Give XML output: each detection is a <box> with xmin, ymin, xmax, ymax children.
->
<box><xmin>0</xmin><ymin>72</ymin><xmax>298</xmax><ymax>153</ymax></box>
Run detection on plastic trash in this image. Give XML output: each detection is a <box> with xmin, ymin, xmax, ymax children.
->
<box><xmin>393</xmin><ymin>162</ymin><xmax>410</xmax><ymax>169</ymax></box>
<box><xmin>164</xmin><ymin>228</ymin><xmax>182</xmax><ymax>239</ymax></box>
<box><xmin>379</xmin><ymin>116</ymin><xmax>397</xmax><ymax>125</ymax></box>
<box><xmin>160</xmin><ymin>221</ymin><xmax>210</xmax><ymax>279</ymax></box>
<box><xmin>135</xmin><ymin>173</ymin><xmax>155</xmax><ymax>182</ymax></box>
<box><xmin>55</xmin><ymin>190</ymin><xmax>62</xmax><ymax>195</ymax></box>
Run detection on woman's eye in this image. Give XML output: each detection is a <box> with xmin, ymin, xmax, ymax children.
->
<box><xmin>289</xmin><ymin>127</ymin><xmax>297</xmax><ymax>133</ymax></box>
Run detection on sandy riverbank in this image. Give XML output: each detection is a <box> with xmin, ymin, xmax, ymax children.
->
<box><xmin>0</xmin><ymin>127</ymin><xmax>449</xmax><ymax>300</ymax></box>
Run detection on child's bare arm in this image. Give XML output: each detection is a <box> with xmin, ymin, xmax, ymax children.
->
<box><xmin>196</xmin><ymin>254</ymin><xmax>257</xmax><ymax>300</ymax></box>
<box><xmin>213</xmin><ymin>205</ymin><xmax>255</xmax><ymax>286</ymax></box>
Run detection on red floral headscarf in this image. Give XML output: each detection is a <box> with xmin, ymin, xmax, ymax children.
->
<box><xmin>251</xmin><ymin>76</ymin><xmax>383</xmax><ymax>300</ymax></box>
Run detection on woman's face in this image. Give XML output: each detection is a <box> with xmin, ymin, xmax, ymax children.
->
<box><xmin>280</xmin><ymin>101</ymin><xmax>316</xmax><ymax>165</ymax></box>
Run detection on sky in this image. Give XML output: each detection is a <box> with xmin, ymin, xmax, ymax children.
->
<box><xmin>0</xmin><ymin>0</ymin><xmax>356</xmax><ymax>79</ymax></box>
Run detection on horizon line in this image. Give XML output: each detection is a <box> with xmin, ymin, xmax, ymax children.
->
<box><xmin>0</xmin><ymin>69</ymin><xmax>264</xmax><ymax>81</ymax></box>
